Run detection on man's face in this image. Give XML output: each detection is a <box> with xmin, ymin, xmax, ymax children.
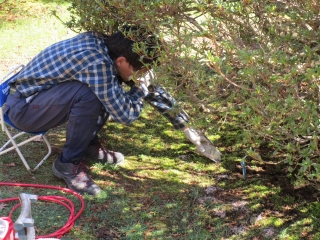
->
<box><xmin>115</xmin><ymin>57</ymin><xmax>146</xmax><ymax>81</ymax></box>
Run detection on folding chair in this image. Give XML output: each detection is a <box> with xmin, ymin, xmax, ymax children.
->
<box><xmin>0</xmin><ymin>65</ymin><xmax>52</xmax><ymax>171</ymax></box>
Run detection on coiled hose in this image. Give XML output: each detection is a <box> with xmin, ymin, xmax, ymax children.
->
<box><xmin>0</xmin><ymin>182</ymin><xmax>84</xmax><ymax>239</ymax></box>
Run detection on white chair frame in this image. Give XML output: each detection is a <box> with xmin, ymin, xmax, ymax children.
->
<box><xmin>0</xmin><ymin>65</ymin><xmax>52</xmax><ymax>171</ymax></box>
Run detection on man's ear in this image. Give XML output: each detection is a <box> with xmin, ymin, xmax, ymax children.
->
<box><xmin>115</xmin><ymin>56</ymin><xmax>127</xmax><ymax>67</ymax></box>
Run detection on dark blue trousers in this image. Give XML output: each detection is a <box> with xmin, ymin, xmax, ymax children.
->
<box><xmin>5</xmin><ymin>81</ymin><xmax>108</xmax><ymax>163</ymax></box>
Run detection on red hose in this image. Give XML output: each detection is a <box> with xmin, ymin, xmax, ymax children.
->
<box><xmin>0</xmin><ymin>182</ymin><xmax>85</xmax><ymax>239</ymax></box>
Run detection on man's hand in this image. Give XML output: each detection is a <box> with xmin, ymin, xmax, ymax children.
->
<box><xmin>128</xmin><ymin>70</ymin><xmax>155</xmax><ymax>96</ymax></box>
<box><xmin>136</xmin><ymin>69</ymin><xmax>155</xmax><ymax>87</ymax></box>
<box><xmin>183</xmin><ymin>128</ymin><xmax>221</xmax><ymax>163</ymax></box>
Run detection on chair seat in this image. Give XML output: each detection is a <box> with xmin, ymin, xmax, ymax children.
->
<box><xmin>3</xmin><ymin>113</ymin><xmax>47</xmax><ymax>135</ymax></box>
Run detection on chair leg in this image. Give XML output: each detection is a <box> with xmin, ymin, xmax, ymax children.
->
<box><xmin>0</xmin><ymin>132</ymin><xmax>27</xmax><ymax>153</ymax></box>
<box><xmin>0</xmin><ymin>132</ymin><xmax>43</xmax><ymax>155</ymax></box>
<box><xmin>0</xmin><ymin>126</ymin><xmax>52</xmax><ymax>171</ymax></box>
<box><xmin>32</xmin><ymin>135</ymin><xmax>52</xmax><ymax>171</ymax></box>
<box><xmin>2</xmin><ymin>126</ymin><xmax>31</xmax><ymax>171</ymax></box>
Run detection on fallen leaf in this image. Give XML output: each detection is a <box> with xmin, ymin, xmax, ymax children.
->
<box><xmin>0</xmin><ymin>203</ymin><xmax>7</xmax><ymax>210</ymax></box>
<box><xmin>5</xmin><ymin>163</ymin><xmax>16</xmax><ymax>167</ymax></box>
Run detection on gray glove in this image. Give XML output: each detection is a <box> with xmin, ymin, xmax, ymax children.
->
<box><xmin>137</xmin><ymin>69</ymin><xmax>155</xmax><ymax>87</ymax></box>
<box><xmin>184</xmin><ymin>128</ymin><xmax>221</xmax><ymax>163</ymax></box>
<box><xmin>130</xmin><ymin>70</ymin><xmax>155</xmax><ymax>96</ymax></box>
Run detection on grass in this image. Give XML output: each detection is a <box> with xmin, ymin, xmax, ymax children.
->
<box><xmin>1</xmin><ymin>1</ymin><xmax>320</xmax><ymax>239</ymax></box>
<box><xmin>0</xmin><ymin>0</ymin><xmax>75</xmax><ymax>76</ymax></box>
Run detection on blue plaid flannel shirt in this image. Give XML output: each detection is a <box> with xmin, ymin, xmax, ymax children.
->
<box><xmin>9</xmin><ymin>32</ymin><xmax>146</xmax><ymax>124</ymax></box>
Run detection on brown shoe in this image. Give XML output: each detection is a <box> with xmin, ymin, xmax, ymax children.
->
<box><xmin>52</xmin><ymin>154</ymin><xmax>101</xmax><ymax>195</ymax></box>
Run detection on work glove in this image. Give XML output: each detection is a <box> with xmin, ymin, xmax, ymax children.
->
<box><xmin>183</xmin><ymin>128</ymin><xmax>221</xmax><ymax>163</ymax></box>
<box><xmin>136</xmin><ymin>69</ymin><xmax>155</xmax><ymax>88</ymax></box>
<box><xmin>129</xmin><ymin>70</ymin><xmax>155</xmax><ymax>96</ymax></box>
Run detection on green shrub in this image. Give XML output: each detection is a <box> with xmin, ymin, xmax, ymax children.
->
<box><xmin>57</xmin><ymin>0</ymin><xmax>320</xmax><ymax>187</ymax></box>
